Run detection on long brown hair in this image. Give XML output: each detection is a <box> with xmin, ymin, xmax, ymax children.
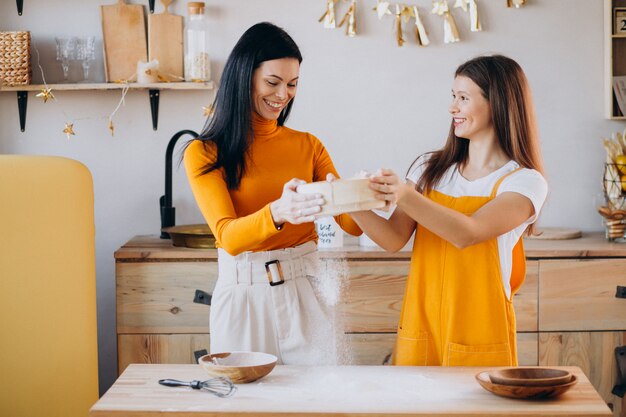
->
<box><xmin>413</xmin><ymin>55</ymin><xmax>544</xmax><ymax>234</ymax></box>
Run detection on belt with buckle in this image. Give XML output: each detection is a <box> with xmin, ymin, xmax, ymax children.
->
<box><xmin>264</xmin><ymin>260</ymin><xmax>285</xmax><ymax>286</ymax></box>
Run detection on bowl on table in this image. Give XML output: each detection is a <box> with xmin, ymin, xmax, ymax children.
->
<box><xmin>475</xmin><ymin>371</ymin><xmax>578</xmax><ymax>400</ymax></box>
<box><xmin>488</xmin><ymin>367</ymin><xmax>573</xmax><ymax>387</ymax></box>
<box><xmin>198</xmin><ymin>351</ymin><xmax>278</xmax><ymax>383</ymax></box>
<box><xmin>296</xmin><ymin>178</ymin><xmax>386</xmax><ymax>217</ymax></box>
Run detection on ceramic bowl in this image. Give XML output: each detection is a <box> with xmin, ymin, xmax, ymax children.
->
<box><xmin>296</xmin><ymin>178</ymin><xmax>386</xmax><ymax>217</ymax></box>
<box><xmin>488</xmin><ymin>367</ymin><xmax>572</xmax><ymax>387</ymax></box>
<box><xmin>198</xmin><ymin>351</ymin><xmax>277</xmax><ymax>383</ymax></box>
<box><xmin>476</xmin><ymin>371</ymin><xmax>578</xmax><ymax>400</ymax></box>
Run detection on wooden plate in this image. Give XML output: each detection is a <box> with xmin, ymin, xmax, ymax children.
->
<box><xmin>489</xmin><ymin>367</ymin><xmax>572</xmax><ymax>387</ymax></box>
<box><xmin>526</xmin><ymin>227</ymin><xmax>582</xmax><ymax>240</ymax></box>
<box><xmin>476</xmin><ymin>371</ymin><xmax>578</xmax><ymax>399</ymax></box>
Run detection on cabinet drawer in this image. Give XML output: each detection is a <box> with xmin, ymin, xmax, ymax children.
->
<box><xmin>118</xmin><ymin>334</ymin><xmax>210</xmax><ymax>374</ymax></box>
<box><xmin>341</xmin><ymin>261</ymin><xmax>407</xmax><ymax>332</ymax></box>
<box><xmin>341</xmin><ymin>260</ymin><xmax>537</xmax><ymax>333</ymax></box>
<box><xmin>539</xmin><ymin>259</ymin><xmax>626</xmax><ymax>331</ymax></box>
<box><xmin>539</xmin><ymin>331</ymin><xmax>625</xmax><ymax>417</ymax></box>
<box><xmin>116</xmin><ymin>261</ymin><xmax>217</xmax><ymax>334</ymax></box>
<box><xmin>347</xmin><ymin>332</ymin><xmax>538</xmax><ymax>366</ymax></box>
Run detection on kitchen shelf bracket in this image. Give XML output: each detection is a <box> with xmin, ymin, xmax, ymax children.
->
<box><xmin>149</xmin><ymin>89</ymin><xmax>160</xmax><ymax>130</ymax></box>
<box><xmin>17</xmin><ymin>91</ymin><xmax>27</xmax><ymax>132</ymax></box>
<box><xmin>149</xmin><ymin>0</ymin><xmax>155</xmax><ymax>13</ymax></box>
<box><xmin>16</xmin><ymin>0</ymin><xmax>23</xmax><ymax>15</ymax></box>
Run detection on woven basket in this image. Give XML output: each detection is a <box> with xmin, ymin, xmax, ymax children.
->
<box><xmin>0</xmin><ymin>31</ymin><xmax>32</xmax><ymax>86</ymax></box>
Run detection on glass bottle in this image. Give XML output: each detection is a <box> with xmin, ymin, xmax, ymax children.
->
<box><xmin>184</xmin><ymin>2</ymin><xmax>211</xmax><ymax>82</ymax></box>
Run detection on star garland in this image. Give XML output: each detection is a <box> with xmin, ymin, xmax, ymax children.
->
<box><xmin>30</xmin><ymin>39</ymin><xmax>135</xmax><ymax>140</ymax></box>
<box><xmin>318</xmin><ymin>0</ymin><xmax>525</xmax><ymax>46</ymax></box>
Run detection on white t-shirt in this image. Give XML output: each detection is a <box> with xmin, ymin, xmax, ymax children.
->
<box><xmin>406</xmin><ymin>156</ymin><xmax>548</xmax><ymax>300</ymax></box>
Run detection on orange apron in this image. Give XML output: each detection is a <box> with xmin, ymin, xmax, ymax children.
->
<box><xmin>394</xmin><ymin>168</ymin><xmax>526</xmax><ymax>366</ymax></box>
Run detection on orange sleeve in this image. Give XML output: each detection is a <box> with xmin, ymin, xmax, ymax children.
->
<box><xmin>310</xmin><ymin>135</ymin><xmax>362</xmax><ymax>237</ymax></box>
<box><xmin>184</xmin><ymin>140</ymin><xmax>282</xmax><ymax>255</ymax></box>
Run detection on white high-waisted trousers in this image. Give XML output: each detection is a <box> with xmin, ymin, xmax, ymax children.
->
<box><xmin>210</xmin><ymin>241</ymin><xmax>336</xmax><ymax>365</ymax></box>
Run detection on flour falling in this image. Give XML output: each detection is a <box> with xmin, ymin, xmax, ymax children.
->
<box><xmin>307</xmin><ymin>257</ymin><xmax>352</xmax><ymax>365</ymax></box>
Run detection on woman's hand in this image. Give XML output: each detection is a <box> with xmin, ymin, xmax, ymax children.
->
<box><xmin>270</xmin><ymin>178</ymin><xmax>325</xmax><ymax>227</ymax></box>
<box><xmin>369</xmin><ymin>168</ymin><xmax>411</xmax><ymax>210</ymax></box>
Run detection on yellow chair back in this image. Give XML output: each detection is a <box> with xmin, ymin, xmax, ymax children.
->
<box><xmin>0</xmin><ymin>155</ymin><xmax>99</xmax><ymax>417</ymax></box>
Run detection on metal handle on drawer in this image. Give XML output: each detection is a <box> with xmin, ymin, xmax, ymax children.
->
<box><xmin>616</xmin><ymin>286</ymin><xmax>626</xmax><ymax>299</ymax></box>
<box><xmin>193</xmin><ymin>289</ymin><xmax>212</xmax><ymax>305</ymax></box>
<box><xmin>194</xmin><ymin>349</ymin><xmax>209</xmax><ymax>362</ymax></box>
<box><xmin>612</xmin><ymin>346</ymin><xmax>626</xmax><ymax>398</ymax></box>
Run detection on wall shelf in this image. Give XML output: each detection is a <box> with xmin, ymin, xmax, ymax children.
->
<box><xmin>605</xmin><ymin>0</ymin><xmax>626</xmax><ymax>119</ymax></box>
<box><xmin>15</xmin><ymin>0</ymin><xmax>156</xmax><ymax>15</ymax></box>
<box><xmin>0</xmin><ymin>81</ymin><xmax>214</xmax><ymax>132</ymax></box>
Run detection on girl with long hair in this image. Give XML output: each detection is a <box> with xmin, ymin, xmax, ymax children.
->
<box><xmin>184</xmin><ymin>22</ymin><xmax>361</xmax><ymax>365</ymax></box>
<box><xmin>349</xmin><ymin>55</ymin><xmax>548</xmax><ymax>367</ymax></box>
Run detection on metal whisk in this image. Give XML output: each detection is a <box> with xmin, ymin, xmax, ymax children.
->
<box><xmin>159</xmin><ymin>377</ymin><xmax>237</xmax><ymax>397</ymax></box>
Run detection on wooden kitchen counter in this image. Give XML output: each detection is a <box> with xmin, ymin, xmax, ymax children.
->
<box><xmin>115</xmin><ymin>231</ymin><xmax>626</xmax><ymax>260</ymax></box>
<box><xmin>90</xmin><ymin>364</ymin><xmax>612</xmax><ymax>417</ymax></box>
<box><xmin>114</xmin><ymin>232</ymin><xmax>626</xmax><ymax>416</ymax></box>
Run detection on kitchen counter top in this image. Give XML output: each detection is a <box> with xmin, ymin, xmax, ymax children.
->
<box><xmin>90</xmin><ymin>364</ymin><xmax>612</xmax><ymax>417</ymax></box>
<box><xmin>115</xmin><ymin>232</ymin><xmax>626</xmax><ymax>261</ymax></box>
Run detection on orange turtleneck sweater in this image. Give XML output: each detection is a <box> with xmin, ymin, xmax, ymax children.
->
<box><xmin>184</xmin><ymin>114</ymin><xmax>362</xmax><ymax>255</ymax></box>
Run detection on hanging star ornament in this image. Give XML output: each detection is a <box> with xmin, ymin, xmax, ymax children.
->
<box><xmin>36</xmin><ymin>87</ymin><xmax>55</xmax><ymax>103</ymax></box>
<box><xmin>373</xmin><ymin>0</ymin><xmax>392</xmax><ymax>19</ymax></box>
<box><xmin>62</xmin><ymin>123</ymin><xmax>75</xmax><ymax>140</ymax></box>
<box><xmin>432</xmin><ymin>0</ymin><xmax>447</xmax><ymax>15</ymax></box>
<box><xmin>108</xmin><ymin>119</ymin><xmax>115</xmax><ymax>137</ymax></box>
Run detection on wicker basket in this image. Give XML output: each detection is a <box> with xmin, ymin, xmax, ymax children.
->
<box><xmin>0</xmin><ymin>31</ymin><xmax>32</xmax><ymax>86</ymax></box>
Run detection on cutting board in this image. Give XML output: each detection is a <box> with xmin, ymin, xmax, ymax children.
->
<box><xmin>101</xmin><ymin>0</ymin><xmax>148</xmax><ymax>82</ymax></box>
<box><xmin>148</xmin><ymin>0</ymin><xmax>183</xmax><ymax>81</ymax></box>
<box><xmin>527</xmin><ymin>227</ymin><xmax>582</xmax><ymax>240</ymax></box>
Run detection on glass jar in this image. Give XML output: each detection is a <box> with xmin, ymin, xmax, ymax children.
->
<box><xmin>184</xmin><ymin>2</ymin><xmax>211</xmax><ymax>82</ymax></box>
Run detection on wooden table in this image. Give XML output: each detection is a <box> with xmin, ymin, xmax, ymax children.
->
<box><xmin>90</xmin><ymin>364</ymin><xmax>612</xmax><ymax>417</ymax></box>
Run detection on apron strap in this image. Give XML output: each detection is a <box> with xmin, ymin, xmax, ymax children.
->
<box><xmin>489</xmin><ymin>166</ymin><xmax>524</xmax><ymax>199</ymax></box>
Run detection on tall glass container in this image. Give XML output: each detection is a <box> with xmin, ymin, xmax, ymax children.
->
<box><xmin>184</xmin><ymin>2</ymin><xmax>211</xmax><ymax>82</ymax></box>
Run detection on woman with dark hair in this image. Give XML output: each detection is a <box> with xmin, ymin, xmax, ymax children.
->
<box><xmin>184</xmin><ymin>22</ymin><xmax>361</xmax><ymax>365</ymax></box>
<box><xmin>349</xmin><ymin>55</ymin><xmax>547</xmax><ymax>367</ymax></box>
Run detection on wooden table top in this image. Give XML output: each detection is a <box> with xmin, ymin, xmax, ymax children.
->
<box><xmin>115</xmin><ymin>232</ymin><xmax>626</xmax><ymax>261</ymax></box>
<box><xmin>90</xmin><ymin>364</ymin><xmax>612</xmax><ymax>417</ymax></box>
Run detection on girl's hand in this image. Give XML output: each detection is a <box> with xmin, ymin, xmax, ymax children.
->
<box><xmin>270</xmin><ymin>178</ymin><xmax>325</xmax><ymax>227</ymax></box>
<box><xmin>369</xmin><ymin>168</ymin><xmax>409</xmax><ymax>210</ymax></box>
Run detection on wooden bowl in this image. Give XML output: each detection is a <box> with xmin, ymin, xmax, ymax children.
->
<box><xmin>476</xmin><ymin>371</ymin><xmax>578</xmax><ymax>399</ymax></box>
<box><xmin>489</xmin><ymin>367</ymin><xmax>573</xmax><ymax>387</ymax></box>
<box><xmin>198</xmin><ymin>351</ymin><xmax>277</xmax><ymax>384</ymax></box>
<box><xmin>296</xmin><ymin>178</ymin><xmax>386</xmax><ymax>217</ymax></box>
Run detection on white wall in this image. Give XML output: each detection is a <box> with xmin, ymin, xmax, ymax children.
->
<box><xmin>1</xmin><ymin>0</ymin><xmax>625</xmax><ymax>394</ymax></box>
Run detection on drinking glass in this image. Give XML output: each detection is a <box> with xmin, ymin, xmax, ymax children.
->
<box><xmin>55</xmin><ymin>37</ymin><xmax>77</xmax><ymax>81</ymax></box>
<box><xmin>76</xmin><ymin>36</ymin><xmax>96</xmax><ymax>82</ymax></box>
